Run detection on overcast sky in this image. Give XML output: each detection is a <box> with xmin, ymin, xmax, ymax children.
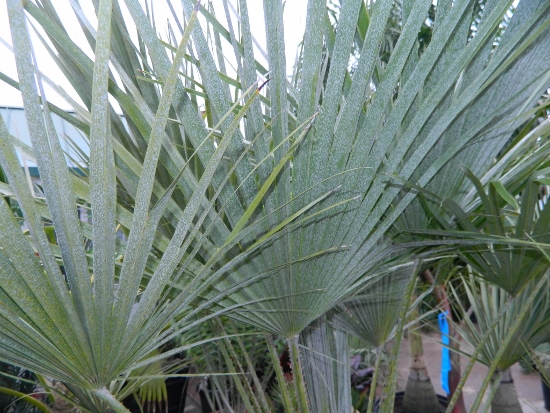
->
<box><xmin>0</xmin><ymin>0</ymin><xmax>308</xmax><ymax>109</ymax></box>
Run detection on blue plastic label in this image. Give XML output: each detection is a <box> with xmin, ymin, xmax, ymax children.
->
<box><xmin>438</xmin><ymin>311</ymin><xmax>451</xmax><ymax>395</ymax></box>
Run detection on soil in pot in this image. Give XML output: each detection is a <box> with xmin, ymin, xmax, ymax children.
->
<box><xmin>373</xmin><ymin>391</ymin><xmax>448</xmax><ymax>413</ymax></box>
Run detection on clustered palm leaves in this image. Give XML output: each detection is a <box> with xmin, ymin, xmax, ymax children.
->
<box><xmin>0</xmin><ymin>0</ymin><xmax>550</xmax><ymax>412</ymax></box>
<box><xmin>412</xmin><ymin>163</ymin><xmax>550</xmax><ymax>411</ymax></box>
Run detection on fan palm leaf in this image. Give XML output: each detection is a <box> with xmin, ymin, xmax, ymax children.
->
<box><xmin>417</xmin><ymin>169</ymin><xmax>550</xmax><ymax>295</ymax></box>
<box><xmin>334</xmin><ymin>263</ymin><xmax>415</xmax><ymax>348</ymax></box>
<box><xmin>217</xmin><ymin>0</ymin><xmax>550</xmax><ymax>337</ymax></box>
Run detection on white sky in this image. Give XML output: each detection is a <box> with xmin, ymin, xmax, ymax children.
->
<box><xmin>0</xmin><ymin>0</ymin><xmax>308</xmax><ymax>109</ymax></box>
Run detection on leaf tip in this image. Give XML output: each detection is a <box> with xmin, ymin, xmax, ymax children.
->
<box><xmin>258</xmin><ymin>77</ymin><xmax>271</xmax><ymax>91</ymax></box>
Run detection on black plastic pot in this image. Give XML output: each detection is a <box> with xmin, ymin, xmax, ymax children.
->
<box><xmin>165</xmin><ymin>376</ymin><xmax>189</xmax><ymax>413</ymax></box>
<box><xmin>373</xmin><ymin>391</ymin><xmax>448</xmax><ymax>413</ymax></box>
<box><xmin>542</xmin><ymin>378</ymin><xmax>550</xmax><ymax>411</ymax></box>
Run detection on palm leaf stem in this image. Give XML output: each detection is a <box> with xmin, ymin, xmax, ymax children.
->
<box><xmin>266</xmin><ymin>335</ymin><xmax>294</xmax><ymax>413</ymax></box>
<box><xmin>214</xmin><ymin>332</ymin><xmax>258</xmax><ymax>413</ymax></box>
<box><xmin>480</xmin><ymin>372</ymin><xmax>502</xmax><ymax>413</ymax></box>
<box><xmin>366</xmin><ymin>347</ymin><xmax>383</xmax><ymax>413</ymax></box>
<box><xmin>288</xmin><ymin>335</ymin><xmax>310</xmax><ymax>413</ymax></box>
<box><xmin>92</xmin><ymin>387</ymin><xmax>130</xmax><ymax>413</ymax></box>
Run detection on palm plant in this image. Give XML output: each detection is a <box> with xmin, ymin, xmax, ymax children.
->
<box><xmin>2</xmin><ymin>0</ymin><xmax>550</xmax><ymax>412</ymax></box>
<box><xmin>1</xmin><ymin>1</ymin><xmax>314</xmax><ymax>411</ymax></box>
<box><xmin>451</xmin><ymin>271</ymin><xmax>550</xmax><ymax>412</ymax></box>
<box><xmin>410</xmin><ymin>161</ymin><xmax>550</xmax><ymax>410</ymax></box>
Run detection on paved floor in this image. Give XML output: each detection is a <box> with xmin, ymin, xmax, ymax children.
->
<box><xmin>397</xmin><ymin>332</ymin><xmax>548</xmax><ymax>412</ymax></box>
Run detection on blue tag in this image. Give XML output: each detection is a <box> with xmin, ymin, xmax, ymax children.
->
<box><xmin>438</xmin><ymin>311</ymin><xmax>451</xmax><ymax>394</ymax></box>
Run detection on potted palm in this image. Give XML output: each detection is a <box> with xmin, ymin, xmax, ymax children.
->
<box><xmin>447</xmin><ymin>271</ymin><xmax>550</xmax><ymax>413</ymax></box>
<box><xmin>413</xmin><ymin>166</ymin><xmax>550</xmax><ymax>411</ymax></box>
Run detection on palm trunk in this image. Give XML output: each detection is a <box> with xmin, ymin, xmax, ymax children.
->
<box><xmin>421</xmin><ymin>269</ymin><xmax>467</xmax><ymax>413</ymax></box>
<box><xmin>402</xmin><ymin>294</ymin><xmax>440</xmax><ymax>413</ymax></box>
<box><xmin>491</xmin><ymin>369</ymin><xmax>522</xmax><ymax>413</ymax></box>
<box><xmin>448</xmin><ymin>346</ymin><xmax>467</xmax><ymax>413</ymax></box>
